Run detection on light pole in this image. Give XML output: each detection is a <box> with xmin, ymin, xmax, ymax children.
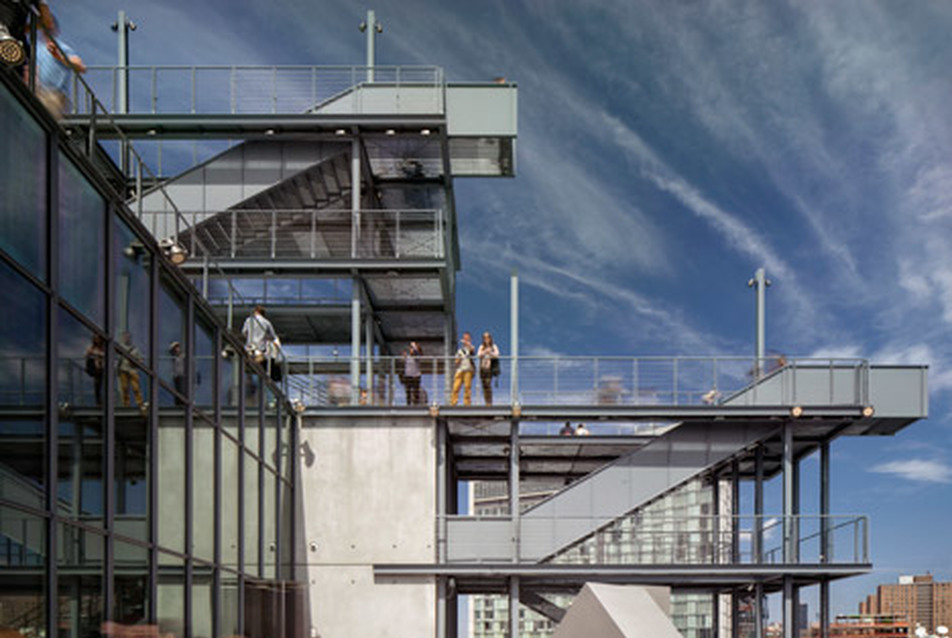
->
<box><xmin>358</xmin><ymin>10</ymin><xmax>383</xmax><ymax>82</ymax></box>
<box><xmin>747</xmin><ymin>267</ymin><xmax>770</xmax><ymax>377</ymax></box>
<box><xmin>111</xmin><ymin>10</ymin><xmax>136</xmax><ymax>173</ymax></box>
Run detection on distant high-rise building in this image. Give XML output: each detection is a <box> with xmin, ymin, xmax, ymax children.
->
<box><xmin>858</xmin><ymin>574</ymin><xmax>952</xmax><ymax>633</ymax></box>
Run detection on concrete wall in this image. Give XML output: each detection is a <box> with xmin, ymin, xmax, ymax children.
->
<box><xmin>298</xmin><ymin>415</ymin><xmax>437</xmax><ymax>638</ymax></box>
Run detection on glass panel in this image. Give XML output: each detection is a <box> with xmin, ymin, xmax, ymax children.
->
<box><xmin>192</xmin><ymin>566</ymin><xmax>214</xmax><ymax>638</ymax></box>
<box><xmin>58</xmin><ymin>523</ymin><xmax>104</xmax><ymax>638</ymax></box>
<box><xmin>219</xmin><ymin>571</ymin><xmax>240</xmax><ymax>638</ymax></box>
<box><xmin>114</xmin><ymin>217</ymin><xmax>152</xmax><ymax>366</ymax></box>
<box><xmin>59</xmin><ymin>152</ymin><xmax>106</xmax><ymax>327</ymax></box>
<box><xmin>220</xmin><ymin>348</ymin><xmax>240</xmax><ymax>417</ymax></box>
<box><xmin>192</xmin><ymin>413</ymin><xmax>216</xmax><ymax>562</ymax></box>
<box><xmin>195</xmin><ymin>317</ymin><xmax>215</xmax><ymax>411</ymax></box>
<box><xmin>244</xmin><ymin>371</ymin><xmax>261</xmax><ymax>457</ymax></box>
<box><xmin>158</xmin><ymin>405</ymin><xmax>186</xmax><ymax>553</ymax></box>
<box><xmin>58</xmin><ymin>308</ymin><xmax>104</xmax><ymax>409</ymax></box>
<box><xmin>113</xmin><ymin>539</ymin><xmax>150</xmax><ymax>630</ymax></box>
<box><xmin>280</xmin><ymin>479</ymin><xmax>293</xmax><ymax>579</ymax></box>
<box><xmin>157</xmin><ymin>553</ymin><xmax>186</xmax><ymax>638</ymax></box>
<box><xmin>244</xmin><ymin>452</ymin><xmax>259</xmax><ymax>577</ymax></box>
<box><xmin>221</xmin><ymin>434</ymin><xmax>240</xmax><ymax>571</ymax></box>
<box><xmin>0</xmin><ymin>507</ymin><xmax>45</xmax><ymax>637</ymax></box>
<box><xmin>264</xmin><ymin>387</ymin><xmax>278</xmax><ymax>471</ymax></box>
<box><xmin>58</xmin><ymin>418</ymin><xmax>104</xmax><ymax>527</ymax></box>
<box><xmin>158</xmin><ymin>276</ymin><xmax>187</xmax><ymax>404</ymax></box>
<box><xmin>0</xmin><ymin>241</ymin><xmax>47</xmax><ymax>409</ymax></box>
<box><xmin>115</xmin><ymin>367</ymin><xmax>150</xmax><ymax>541</ymax></box>
<box><xmin>0</xmin><ymin>83</ymin><xmax>47</xmax><ymax>278</ymax></box>
<box><xmin>263</xmin><ymin>469</ymin><xmax>276</xmax><ymax>579</ymax></box>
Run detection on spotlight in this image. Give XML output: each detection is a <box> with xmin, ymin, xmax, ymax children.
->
<box><xmin>385</xmin><ymin>129</ymin><xmax>396</xmax><ymax>136</ymax></box>
<box><xmin>159</xmin><ymin>238</ymin><xmax>189</xmax><ymax>265</ymax></box>
<box><xmin>335</xmin><ymin>129</ymin><xmax>347</xmax><ymax>136</ymax></box>
<box><xmin>293</xmin><ymin>399</ymin><xmax>307</xmax><ymax>414</ymax></box>
<box><xmin>0</xmin><ymin>23</ymin><xmax>25</xmax><ymax>67</ymax></box>
<box><xmin>790</xmin><ymin>405</ymin><xmax>803</xmax><ymax>418</ymax></box>
<box><xmin>862</xmin><ymin>406</ymin><xmax>875</xmax><ymax>418</ymax></box>
<box><xmin>420</xmin><ymin>128</ymin><xmax>431</xmax><ymax>136</ymax></box>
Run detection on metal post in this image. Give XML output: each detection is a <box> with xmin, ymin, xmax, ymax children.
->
<box><xmin>365</xmin><ymin>314</ymin><xmax>373</xmax><ymax>402</ymax></box>
<box><xmin>820</xmin><ymin>440</ymin><xmax>830</xmax><ymax>563</ymax></box>
<box><xmin>510</xmin><ymin>271</ymin><xmax>519</xmax><ymax>404</ymax></box>
<box><xmin>783</xmin><ymin>423</ymin><xmax>795</xmax><ymax>563</ymax></box>
<box><xmin>754</xmin><ymin>582</ymin><xmax>764</xmax><ymax>638</ymax></box>
<box><xmin>820</xmin><ymin>580</ymin><xmax>830</xmax><ymax>638</ymax></box>
<box><xmin>350</xmin><ymin>283</ymin><xmax>361</xmax><ymax>404</ymax></box>
<box><xmin>754</xmin><ymin>443</ymin><xmax>764</xmax><ymax>563</ymax></box>
<box><xmin>508</xmin><ymin>576</ymin><xmax>520</xmax><ymax>638</ymax></box>
<box><xmin>509</xmin><ymin>418</ymin><xmax>520</xmax><ymax>562</ymax></box>
<box><xmin>748</xmin><ymin>268</ymin><xmax>770</xmax><ymax>377</ymax></box>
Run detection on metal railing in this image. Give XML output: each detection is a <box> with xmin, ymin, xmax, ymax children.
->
<box><xmin>75</xmin><ymin>65</ymin><xmax>445</xmax><ymax>116</ymax></box>
<box><xmin>152</xmin><ymin>208</ymin><xmax>446</xmax><ymax>262</ymax></box>
<box><xmin>284</xmin><ymin>355</ymin><xmax>870</xmax><ymax>408</ymax></box>
<box><xmin>441</xmin><ymin>514</ymin><xmax>868</xmax><ymax>566</ymax></box>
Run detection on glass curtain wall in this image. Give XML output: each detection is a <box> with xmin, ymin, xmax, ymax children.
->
<box><xmin>0</xmin><ymin>76</ymin><xmax>299</xmax><ymax>638</ymax></box>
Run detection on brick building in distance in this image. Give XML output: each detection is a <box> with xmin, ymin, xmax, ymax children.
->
<box><xmin>859</xmin><ymin>574</ymin><xmax>952</xmax><ymax>634</ymax></box>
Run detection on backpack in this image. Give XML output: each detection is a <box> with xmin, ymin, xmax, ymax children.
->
<box><xmin>490</xmin><ymin>357</ymin><xmax>501</xmax><ymax>378</ymax></box>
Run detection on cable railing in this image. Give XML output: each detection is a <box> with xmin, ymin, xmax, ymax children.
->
<box><xmin>153</xmin><ymin>208</ymin><xmax>446</xmax><ymax>262</ymax></box>
<box><xmin>441</xmin><ymin>514</ymin><xmax>868</xmax><ymax>566</ymax></box>
<box><xmin>74</xmin><ymin>65</ymin><xmax>445</xmax><ymax>116</ymax></box>
<box><xmin>283</xmin><ymin>355</ymin><xmax>871</xmax><ymax>408</ymax></box>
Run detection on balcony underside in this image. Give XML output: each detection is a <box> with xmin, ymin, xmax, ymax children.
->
<box><xmin>373</xmin><ymin>562</ymin><xmax>871</xmax><ymax>593</ymax></box>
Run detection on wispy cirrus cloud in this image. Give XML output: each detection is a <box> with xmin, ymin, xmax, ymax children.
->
<box><xmin>870</xmin><ymin>459</ymin><xmax>952</xmax><ymax>484</ymax></box>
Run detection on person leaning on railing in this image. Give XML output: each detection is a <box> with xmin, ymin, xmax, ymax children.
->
<box><xmin>477</xmin><ymin>331</ymin><xmax>500</xmax><ymax>406</ymax></box>
<box><xmin>35</xmin><ymin>9</ymin><xmax>85</xmax><ymax>118</ymax></box>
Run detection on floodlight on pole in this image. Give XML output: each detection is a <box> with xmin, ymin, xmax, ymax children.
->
<box><xmin>358</xmin><ymin>9</ymin><xmax>383</xmax><ymax>82</ymax></box>
<box><xmin>0</xmin><ymin>22</ymin><xmax>25</xmax><ymax>67</ymax></box>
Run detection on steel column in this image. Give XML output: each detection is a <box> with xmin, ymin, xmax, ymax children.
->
<box><xmin>351</xmin><ymin>137</ymin><xmax>361</xmax><ymax>258</ymax></box>
<box><xmin>754</xmin><ymin>582</ymin><xmax>764</xmax><ymax>638</ymax></box>
<box><xmin>820</xmin><ymin>580</ymin><xmax>830</xmax><ymax>638</ymax></box>
<box><xmin>783</xmin><ymin>422</ymin><xmax>795</xmax><ymax>563</ymax></box>
<box><xmin>820</xmin><ymin>439</ymin><xmax>831</xmax><ymax>638</ymax></box>
<box><xmin>350</xmin><ymin>283</ymin><xmax>361</xmax><ymax>404</ymax></box>
<box><xmin>783</xmin><ymin>576</ymin><xmax>794</xmax><ymax>638</ymax></box>
<box><xmin>365</xmin><ymin>313</ymin><xmax>373</xmax><ymax>401</ymax></box>
<box><xmin>754</xmin><ymin>443</ymin><xmax>764</xmax><ymax>563</ymax></box>
<box><xmin>509</xmin><ymin>576</ymin><xmax>520</xmax><ymax>638</ymax></box>
<box><xmin>509</xmin><ymin>418</ymin><xmax>520</xmax><ymax>562</ymax></box>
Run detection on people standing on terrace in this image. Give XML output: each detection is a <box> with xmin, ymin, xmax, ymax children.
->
<box><xmin>403</xmin><ymin>341</ymin><xmax>423</xmax><ymax>405</ymax></box>
<box><xmin>450</xmin><ymin>331</ymin><xmax>475</xmax><ymax>406</ymax></box>
<box><xmin>477</xmin><ymin>331</ymin><xmax>500</xmax><ymax>406</ymax></box>
<box><xmin>242</xmin><ymin>305</ymin><xmax>278</xmax><ymax>361</ymax></box>
<box><xmin>35</xmin><ymin>11</ymin><xmax>85</xmax><ymax>117</ymax></box>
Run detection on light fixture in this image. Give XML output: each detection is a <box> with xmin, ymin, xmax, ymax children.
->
<box><xmin>420</xmin><ymin>128</ymin><xmax>431</xmax><ymax>136</ymax></box>
<box><xmin>385</xmin><ymin>129</ymin><xmax>396</xmax><ymax>136</ymax></box>
<box><xmin>159</xmin><ymin>238</ymin><xmax>189</xmax><ymax>265</ymax></box>
<box><xmin>790</xmin><ymin>405</ymin><xmax>803</xmax><ymax>418</ymax></box>
<box><xmin>0</xmin><ymin>23</ymin><xmax>25</xmax><ymax>67</ymax></box>
<box><xmin>293</xmin><ymin>399</ymin><xmax>307</xmax><ymax>414</ymax></box>
<box><xmin>335</xmin><ymin>128</ymin><xmax>347</xmax><ymax>136</ymax></box>
<box><xmin>862</xmin><ymin>406</ymin><xmax>875</xmax><ymax>418</ymax></box>
<box><xmin>264</xmin><ymin>128</ymin><xmax>275</xmax><ymax>136</ymax></box>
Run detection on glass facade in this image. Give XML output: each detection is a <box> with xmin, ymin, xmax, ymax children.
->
<box><xmin>0</xmin><ymin>76</ymin><xmax>300</xmax><ymax>638</ymax></box>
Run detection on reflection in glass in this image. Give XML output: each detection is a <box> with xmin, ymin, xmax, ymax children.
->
<box><xmin>264</xmin><ymin>387</ymin><xmax>278</xmax><ymax>471</ymax></box>
<box><xmin>59</xmin><ymin>152</ymin><xmax>106</xmax><ymax>327</ymax></box>
<box><xmin>157</xmin><ymin>554</ymin><xmax>185</xmax><ymax>638</ymax></box>
<box><xmin>158</xmin><ymin>405</ymin><xmax>186</xmax><ymax>553</ymax></box>
<box><xmin>281</xmin><ymin>479</ymin><xmax>294</xmax><ymax>579</ymax></box>
<box><xmin>220</xmin><ymin>572</ymin><xmax>240</xmax><ymax>638</ymax></box>
<box><xmin>58</xmin><ymin>419</ymin><xmax>104</xmax><ymax>526</ymax></box>
<box><xmin>220</xmin><ymin>347</ymin><xmax>240</xmax><ymax>415</ymax></box>
<box><xmin>263</xmin><ymin>469</ymin><xmax>276</xmax><ymax>579</ymax></box>
<box><xmin>244</xmin><ymin>452</ymin><xmax>259</xmax><ymax>577</ymax></box>
<box><xmin>113</xmin><ymin>539</ymin><xmax>150</xmax><ymax>628</ymax></box>
<box><xmin>116</xmin><ymin>349</ymin><xmax>147</xmax><ymax>410</ymax></box>
<box><xmin>114</xmin><ymin>217</ymin><xmax>152</xmax><ymax>366</ymax></box>
<box><xmin>115</xmin><ymin>377</ymin><xmax>150</xmax><ymax>542</ymax></box>
<box><xmin>195</xmin><ymin>318</ymin><xmax>215</xmax><ymax>411</ymax></box>
<box><xmin>58</xmin><ymin>308</ymin><xmax>104</xmax><ymax>408</ymax></box>
<box><xmin>0</xmin><ymin>83</ymin><xmax>47</xmax><ymax>278</ymax></box>
<box><xmin>244</xmin><ymin>371</ymin><xmax>261</xmax><ymax>457</ymax></box>
<box><xmin>193</xmin><ymin>413</ymin><xmax>216</xmax><ymax>562</ymax></box>
<box><xmin>192</xmin><ymin>566</ymin><xmax>214</xmax><ymax>638</ymax></box>
<box><xmin>158</xmin><ymin>276</ymin><xmax>187</xmax><ymax>403</ymax></box>
<box><xmin>0</xmin><ymin>257</ymin><xmax>46</xmax><ymax>408</ymax></box>
<box><xmin>0</xmin><ymin>507</ymin><xmax>45</xmax><ymax>637</ymax></box>
<box><xmin>221</xmin><ymin>434</ymin><xmax>240</xmax><ymax>571</ymax></box>
<box><xmin>58</xmin><ymin>523</ymin><xmax>104</xmax><ymax>638</ymax></box>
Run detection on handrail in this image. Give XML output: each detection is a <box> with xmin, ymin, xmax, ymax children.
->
<box><xmin>283</xmin><ymin>355</ymin><xmax>871</xmax><ymax>408</ymax></box>
<box><xmin>75</xmin><ymin>65</ymin><xmax>446</xmax><ymax>116</ymax></box>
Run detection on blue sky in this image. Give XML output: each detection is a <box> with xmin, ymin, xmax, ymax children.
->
<box><xmin>58</xmin><ymin>0</ymin><xmax>952</xmax><ymax>619</ymax></box>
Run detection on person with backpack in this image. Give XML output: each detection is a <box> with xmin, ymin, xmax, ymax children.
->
<box><xmin>477</xmin><ymin>331</ymin><xmax>500</xmax><ymax>406</ymax></box>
